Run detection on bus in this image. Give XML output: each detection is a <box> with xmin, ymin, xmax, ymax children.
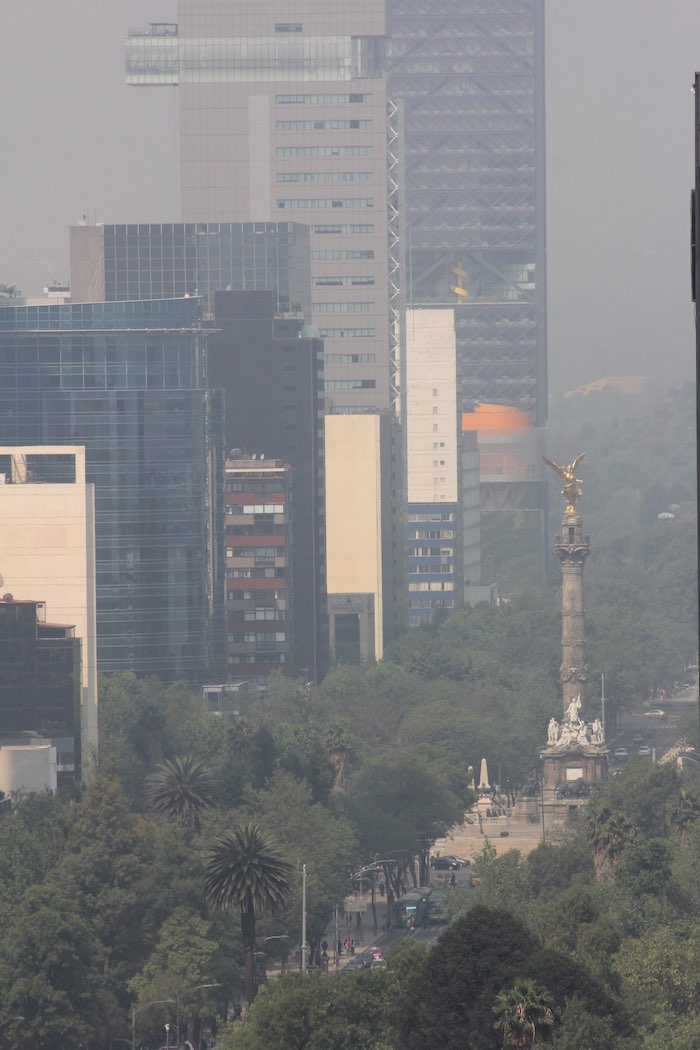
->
<box><xmin>396</xmin><ymin>888</ymin><xmax>449</xmax><ymax>928</ymax></box>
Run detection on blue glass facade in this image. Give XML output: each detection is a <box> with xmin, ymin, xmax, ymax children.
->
<box><xmin>0</xmin><ymin>298</ymin><xmax>225</xmax><ymax>681</ymax></box>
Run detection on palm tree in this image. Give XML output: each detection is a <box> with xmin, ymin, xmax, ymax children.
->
<box><xmin>145</xmin><ymin>755</ymin><xmax>216</xmax><ymax>832</ymax></box>
<box><xmin>493</xmin><ymin>978</ymin><xmax>554</xmax><ymax>1048</ymax></box>
<box><xmin>203</xmin><ymin>823</ymin><xmax>292</xmax><ymax>1003</ymax></box>
<box><xmin>323</xmin><ymin>724</ymin><xmax>352</xmax><ymax>795</ymax></box>
<box><xmin>586</xmin><ymin>806</ymin><xmax>635</xmax><ymax>879</ymax></box>
<box><xmin>669</xmin><ymin>787</ymin><xmax>700</xmax><ymax>845</ymax></box>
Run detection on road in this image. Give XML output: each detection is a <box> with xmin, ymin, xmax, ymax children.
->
<box><xmin>608</xmin><ymin>696</ymin><xmax>693</xmax><ymax>770</ymax></box>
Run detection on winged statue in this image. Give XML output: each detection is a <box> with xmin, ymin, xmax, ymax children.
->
<box><xmin>542</xmin><ymin>452</ymin><xmax>586</xmax><ymax>514</ymax></box>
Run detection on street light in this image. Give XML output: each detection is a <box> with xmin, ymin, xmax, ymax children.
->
<box><xmin>175</xmin><ymin>982</ymin><xmax>221</xmax><ymax>1043</ymax></box>
<box><xmin>131</xmin><ymin>999</ymin><xmax>175</xmax><ymax>1050</ymax></box>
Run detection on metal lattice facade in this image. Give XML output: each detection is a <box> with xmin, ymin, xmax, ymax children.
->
<box><xmin>387</xmin><ymin>0</ymin><xmax>547</xmax><ymax>425</ymax></box>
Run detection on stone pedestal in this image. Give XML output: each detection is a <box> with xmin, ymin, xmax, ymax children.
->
<box><xmin>540</xmin><ymin>738</ymin><xmax>608</xmax><ymax>838</ymax></box>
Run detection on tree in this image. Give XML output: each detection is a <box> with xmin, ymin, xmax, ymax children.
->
<box><xmin>243</xmin><ymin>771</ymin><xmax>358</xmax><ymax>963</ymax></box>
<box><xmin>493</xmin><ymin>978</ymin><xmax>554</xmax><ymax>1048</ymax></box>
<box><xmin>215</xmin><ymin>970</ymin><xmax>395</xmax><ymax>1050</ymax></box>
<box><xmin>586</xmin><ymin>807</ymin><xmax>635</xmax><ymax>879</ymax></box>
<box><xmin>399</xmin><ymin>906</ymin><xmax>537</xmax><ymax>1049</ymax></box>
<box><xmin>145</xmin><ymin>755</ymin><xmax>216</xmax><ymax>831</ymax></box>
<box><xmin>669</xmin><ymin>787</ymin><xmax>700</xmax><ymax>845</ymax></box>
<box><xmin>204</xmin><ymin>824</ymin><xmax>292</xmax><ymax>1004</ymax></box>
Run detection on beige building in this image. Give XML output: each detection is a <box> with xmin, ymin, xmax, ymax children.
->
<box><xmin>325</xmin><ymin>414</ymin><xmax>404</xmax><ymax>662</ymax></box>
<box><xmin>406</xmin><ymin>308</ymin><xmax>458</xmax><ymax>505</ymax></box>
<box><xmin>126</xmin><ymin>0</ymin><xmax>394</xmax><ymax>413</ymax></box>
<box><xmin>0</xmin><ymin>447</ymin><xmax>98</xmax><ymax>769</ymax></box>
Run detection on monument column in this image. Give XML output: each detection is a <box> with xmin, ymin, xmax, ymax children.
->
<box><xmin>554</xmin><ymin>510</ymin><xmax>590</xmax><ymax>718</ymax></box>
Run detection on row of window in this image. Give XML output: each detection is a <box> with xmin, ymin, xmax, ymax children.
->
<box><xmin>277</xmin><ymin>171</ymin><xmax>373</xmax><ymax>183</ymax></box>
<box><xmin>407</xmin><ymin>511</ymin><xmax>454</xmax><ymax>522</ymax></box>
<box><xmin>312</xmin><ymin>224</ymin><xmax>373</xmax><ymax>234</ymax></box>
<box><xmin>276</xmin><ymin>120</ymin><xmax>371</xmax><ymax>130</ymax></box>
<box><xmin>408</xmin><ymin>581</ymin><xmax>455</xmax><ymax>591</ymax></box>
<box><xmin>325</xmin><ymin>379</ymin><xmax>376</xmax><ymax>390</ymax></box>
<box><xmin>314</xmin><ymin>302</ymin><xmax>373</xmax><ymax>313</ymax></box>
<box><xmin>241</xmin><ymin>503</ymin><xmax>285</xmax><ymax>514</ymax></box>
<box><xmin>313</xmin><ymin>276</ymin><xmax>374</xmax><ymax>287</ymax></box>
<box><xmin>409</xmin><ymin>529</ymin><xmax>454</xmax><ymax>540</ymax></box>
<box><xmin>241</xmin><ymin>609</ymin><xmax>285</xmax><ymax>621</ymax></box>
<box><xmin>276</xmin><ymin>93</ymin><xmax>371</xmax><ymax>104</ymax></box>
<box><xmin>227</xmin><ymin>590</ymin><xmax>286</xmax><ymax>601</ymax></box>
<box><xmin>325</xmin><ymin>353</ymin><xmax>376</xmax><ymax>364</ymax></box>
<box><xmin>227</xmin><ymin>568</ymin><xmax>286</xmax><ymax>579</ymax></box>
<box><xmin>229</xmin><ymin>654</ymin><xmax>287</xmax><ymax>664</ymax></box>
<box><xmin>277</xmin><ymin>146</ymin><xmax>372</xmax><ymax>157</ymax></box>
<box><xmin>229</xmin><ymin>546</ymin><xmax>284</xmax><ymax>558</ymax></box>
<box><xmin>318</xmin><ymin>328</ymin><xmax>375</xmax><ymax>339</ymax></box>
<box><xmin>229</xmin><ymin>632</ymin><xmax>287</xmax><ymax>644</ymax></box>
<box><xmin>410</xmin><ymin>547</ymin><xmax>454</xmax><ymax>557</ymax></box>
<box><xmin>312</xmin><ymin>249</ymin><xmax>374</xmax><ymax>260</ymax></box>
<box><xmin>278</xmin><ymin>198</ymin><xmax>373</xmax><ymax>209</ymax></box>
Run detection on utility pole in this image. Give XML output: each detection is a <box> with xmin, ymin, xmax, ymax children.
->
<box><xmin>601</xmin><ymin>672</ymin><xmax>606</xmax><ymax>739</ymax></box>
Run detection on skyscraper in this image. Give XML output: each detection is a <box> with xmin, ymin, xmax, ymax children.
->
<box><xmin>386</xmin><ymin>0</ymin><xmax>547</xmax><ymax>426</ymax></box>
<box><xmin>208</xmin><ymin>290</ymin><xmax>328</xmax><ymax>682</ymax></box>
<box><xmin>0</xmin><ymin>299</ymin><xmax>225</xmax><ymax>681</ymax></box>
<box><xmin>126</xmin><ymin>1</ymin><xmax>396</xmax><ymax>414</ymax></box>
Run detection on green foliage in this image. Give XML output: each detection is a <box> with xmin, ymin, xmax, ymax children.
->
<box><xmin>243</xmin><ymin>771</ymin><xmax>358</xmax><ymax>954</ymax></box>
<box><xmin>399</xmin><ymin>905</ymin><xmax>537</xmax><ymax>1049</ymax></box>
<box><xmin>345</xmin><ymin>755</ymin><xmax>466</xmax><ymax>875</ymax></box>
<box><xmin>217</xmin><ymin>971</ymin><xmax>394</xmax><ymax>1050</ymax></box>
<box><xmin>551</xmin><ymin>996</ymin><xmax>619</xmax><ymax>1050</ymax></box>
<box><xmin>0</xmin><ymin>883</ymin><xmax>101</xmax><ymax>1048</ymax></box>
<box><xmin>616</xmin><ymin>922</ymin><xmax>700</xmax><ymax>1025</ymax></box>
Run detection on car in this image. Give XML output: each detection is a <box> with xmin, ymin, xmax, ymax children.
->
<box><xmin>613</xmin><ymin>747</ymin><xmax>628</xmax><ymax>760</ymax></box>
<box><xmin>643</xmin><ymin>709</ymin><xmax>666</xmax><ymax>718</ymax></box>
<box><xmin>370</xmin><ymin>957</ymin><xmax>387</xmax><ymax>969</ymax></box>
<box><xmin>370</xmin><ymin>946</ymin><xmax>383</xmax><ymax>959</ymax></box>
<box><xmin>430</xmin><ymin>855</ymin><xmax>460</xmax><ymax>870</ymax></box>
<box><xmin>638</xmin><ymin>744</ymin><xmax>652</xmax><ymax>757</ymax></box>
<box><xmin>452</xmin><ymin>855</ymin><xmax>471</xmax><ymax>867</ymax></box>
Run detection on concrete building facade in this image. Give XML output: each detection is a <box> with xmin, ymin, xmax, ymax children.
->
<box><xmin>0</xmin><ymin>446</ymin><xmax>98</xmax><ymax>766</ymax></box>
<box><xmin>405</xmin><ymin>308</ymin><xmax>462</xmax><ymax>625</ymax></box>
<box><xmin>126</xmin><ymin>1</ymin><xmax>395</xmax><ymax>414</ymax></box>
<box><xmin>325</xmin><ymin>413</ymin><xmax>404</xmax><ymax>662</ymax></box>
<box><xmin>208</xmin><ymin>291</ymin><xmax>327</xmax><ymax>682</ymax></box>
<box><xmin>0</xmin><ymin>597</ymin><xmax>81</xmax><ymax>790</ymax></box>
<box><xmin>224</xmin><ymin>457</ymin><xmax>294</xmax><ymax>689</ymax></box>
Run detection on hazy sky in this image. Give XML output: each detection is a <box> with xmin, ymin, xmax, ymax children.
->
<box><xmin>2</xmin><ymin>1</ymin><xmax>699</xmax><ymax>395</ymax></box>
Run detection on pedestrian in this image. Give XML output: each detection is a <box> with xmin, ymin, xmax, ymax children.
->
<box><xmin>379</xmin><ymin>881</ymin><xmax>385</xmax><ymax>897</ymax></box>
<box><xmin>338</xmin><ymin>938</ymin><xmax>343</xmax><ymax>956</ymax></box>
<box><xmin>350</xmin><ymin>939</ymin><xmax>355</xmax><ymax>954</ymax></box>
<box><xmin>344</xmin><ymin>937</ymin><xmax>351</xmax><ymax>953</ymax></box>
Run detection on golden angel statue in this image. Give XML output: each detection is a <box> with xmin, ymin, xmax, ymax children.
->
<box><xmin>542</xmin><ymin>452</ymin><xmax>586</xmax><ymax>514</ymax></box>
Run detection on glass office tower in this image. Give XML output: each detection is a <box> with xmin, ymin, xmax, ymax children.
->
<box><xmin>0</xmin><ymin>299</ymin><xmax>225</xmax><ymax>681</ymax></box>
<box><xmin>387</xmin><ymin>0</ymin><xmax>547</xmax><ymax>425</ymax></box>
<box><xmin>70</xmin><ymin>221</ymin><xmax>312</xmax><ymax>323</ymax></box>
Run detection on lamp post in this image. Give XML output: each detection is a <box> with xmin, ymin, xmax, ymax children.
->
<box><xmin>131</xmin><ymin>999</ymin><xmax>175</xmax><ymax>1050</ymax></box>
<box><xmin>164</xmin><ymin>1022</ymin><xmax>171</xmax><ymax>1050</ymax></box>
<box><xmin>175</xmin><ymin>982</ymin><xmax>221</xmax><ymax>1043</ymax></box>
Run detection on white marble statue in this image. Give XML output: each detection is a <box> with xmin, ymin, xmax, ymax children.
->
<box><xmin>591</xmin><ymin>718</ymin><xmax>604</xmax><ymax>744</ymax></box>
<box><xmin>547</xmin><ymin>717</ymin><xmax>560</xmax><ymax>745</ymax></box>
<box><xmin>565</xmin><ymin>694</ymin><xmax>582</xmax><ymax>724</ymax></box>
